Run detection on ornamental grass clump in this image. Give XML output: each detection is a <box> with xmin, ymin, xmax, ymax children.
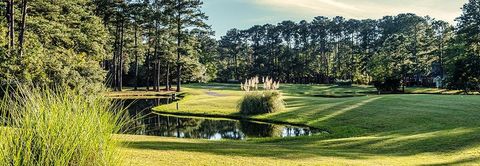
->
<box><xmin>239</xmin><ymin>77</ymin><xmax>284</xmax><ymax>115</ymax></box>
<box><xmin>0</xmin><ymin>85</ymin><xmax>127</xmax><ymax>165</ymax></box>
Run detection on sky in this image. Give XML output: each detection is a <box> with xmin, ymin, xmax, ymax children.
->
<box><xmin>202</xmin><ymin>0</ymin><xmax>469</xmax><ymax>39</ymax></box>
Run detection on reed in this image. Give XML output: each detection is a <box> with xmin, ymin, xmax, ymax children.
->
<box><xmin>0</xmin><ymin>85</ymin><xmax>127</xmax><ymax>165</ymax></box>
<box><xmin>239</xmin><ymin>77</ymin><xmax>284</xmax><ymax>115</ymax></box>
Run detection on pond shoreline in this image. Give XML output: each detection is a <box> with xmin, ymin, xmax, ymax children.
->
<box><xmin>152</xmin><ymin>110</ymin><xmax>331</xmax><ymax>134</ymax></box>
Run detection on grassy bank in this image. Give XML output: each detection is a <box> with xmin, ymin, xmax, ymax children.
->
<box><xmin>136</xmin><ymin>83</ymin><xmax>480</xmax><ymax>165</ymax></box>
<box><xmin>105</xmin><ymin>92</ymin><xmax>174</xmax><ymax>99</ymax></box>
<box><xmin>119</xmin><ymin>134</ymin><xmax>480</xmax><ymax>166</ymax></box>
<box><xmin>104</xmin><ymin>87</ymin><xmax>178</xmax><ymax>99</ymax></box>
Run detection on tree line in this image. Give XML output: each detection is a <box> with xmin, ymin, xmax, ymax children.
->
<box><xmin>1</xmin><ymin>0</ymin><xmax>110</xmax><ymax>93</ymax></box>
<box><xmin>216</xmin><ymin>0</ymin><xmax>480</xmax><ymax>92</ymax></box>
<box><xmin>0</xmin><ymin>0</ymin><xmax>215</xmax><ymax>93</ymax></box>
<box><xmin>216</xmin><ymin>14</ymin><xmax>448</xmax><ymax>89</ymax></box>
<box><xmin>1</xmin><ymin>0</ymin><xmax>480</xmax><ymax>93</ymax></box>
<box><xmin>93</xmin><ymin>0</ymin><xmax>212</xmax><ymax>92</ymax></box>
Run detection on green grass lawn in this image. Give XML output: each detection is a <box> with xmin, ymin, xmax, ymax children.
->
<box><xmin>404</xmin><ymin>87</ymin><xmax>467</xmax><ymax>95</ymax></box>
<box><xmin>104</xmin><ymin>87</ymin><xmax>178</xmax><ymax>99</ymax></box>
<box><xmin>120</xmin><ymin>83</ymin><xmax>480</xmax><ymax>165</ymax></box>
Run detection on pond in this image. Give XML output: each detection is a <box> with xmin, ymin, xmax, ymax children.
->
<box><xmin>119</xmin><ymin>98</ymin><xmax>325</xmax><ymax>140</ymax></box>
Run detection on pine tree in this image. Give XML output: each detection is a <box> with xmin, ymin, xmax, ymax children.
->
<box><xmin>457</xmin><ymin>0</ymin><xmax>480</xmax><ymax>55</ymax></box>
<box><xmin>167</xmin><ymin>0</ymin><xmax>209</xmax><ymax>92</ymax></box>
<box><xmin>17</xmin><ymin>0</ymin><xmax>27</xmax><ymax>57</ymax></box>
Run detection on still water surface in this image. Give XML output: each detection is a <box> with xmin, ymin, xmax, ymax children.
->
<box><xmin>121</xmin><ymin>98</ymin><xmax>324</xmax><ymax>140</ymax></box>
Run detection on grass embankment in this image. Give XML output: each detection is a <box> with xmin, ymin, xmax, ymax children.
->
<box><xmin>153</xmin><ymin>83</ymin><xmax>378</xmax><ymax>117</ymax></box>
<box><xmin>120</xmin><ymin>83</ymin><xmax>480</xmax><ymax>165</ymax></box>
<box><xmin>404</xmin><ymin>87</ymin><xmax>478</xmax><ymax>95</ymax></box>
<box><xmin>104</xmin><ymin>87</ymin><xmax>178</xmax><ymax>99</ymax></box>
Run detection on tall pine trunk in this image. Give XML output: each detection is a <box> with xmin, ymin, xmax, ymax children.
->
<box><xmin>5</xmin><ymin>0</ymin><xmax>9</xmax><ymax>51</ymax></box>
<box><xmin>157</xmin><ymin>54</ymin><xmax>161</xmax><ymax>92</ymax></box>
<box><xmin>134</xmin><ymin>24</ymin><xmax>139</xmax><ymax>90</ymax></box>
<box><xmin>4</xmin><ymin>1</ymin><xmax>7</xmax><ymax>48</ymax></box>
<box><xmin>153</xmin><ymin>20</ymin><xmax>160</xmax><ymax>92</ymax></box>
<box><xmin>145</xmin><ymin>50</ymin><xmax>151</xmax><ymax>91</ymax></box>
<box><xmin>413</xmin><ymin>26</ymin><xmax>419</xmax><ymax>85</ymax></box>
<box><xmin>113</xmin><ymin>22</ymin><xmax>120</xmax><ymax>91</ymax></box>
<box><xmin>146</xmin><ymin>28</ymin><xmax>152</xmax><ymax>91</ymax></box>
<box><xmin>350</xmin><ymin>33</ymin><xmax>355</xmax><ymax>82</ymax></box>
<box><xmin>7</xmin><ymin>0</ymin><xmax>14</xmax><ymax>55</ymax></box>
<box><xmin>326</xmin><ymin>52</ymin><xmax>330</xmax><ymax>84</ymax></box>
<box><xmin>165</xmin><ymin>63</ymin><xmax>170</xmax><ymax>91</ymax></box>
<box><xmin>153</xmin><ymin>40</ymin><xmax>158</xmax><ymax>91</ymax></box>
<box><xmin>18</xmin><ymin>0</ymin><xmax>27</xmax><ymax>57</ymax></box>
<box><xmin>176</xmin><ymin>7</ymin><xmax>182</xmax><ymax>92</ymax></box>
<box><xmin>118</xmin><ymin>19</ymin><xmax>124</xmax><ymax>91</ymax></box>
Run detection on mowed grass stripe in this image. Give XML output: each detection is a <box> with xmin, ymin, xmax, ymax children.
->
<box><xmin>131</xmin><ymin>83</ymin><xmax>480</xmax><ymax>165</ymax></box>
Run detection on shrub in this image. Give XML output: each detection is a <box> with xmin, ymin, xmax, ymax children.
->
<box><xmin>445</xmin><ymin>54</ymin><xmax>480</xmax><ymax>94</ymax></box>
<box><xmin>238</xmin><ymin>77</ymin><xmax>284</xmax><ymax>115</ymax></box>
<box><xmin>373</xmin><ymin>78</ymin><xmax>401</xmax><ymax>93</ymax></box>
<box><xmin>0</xmin><ymin>85</ymin><xmax>126</xmax><ymax>165</ymax></box>
<box><xmin>335</xmin><ymin>79</ymin><xmax>353</xmax><ymax>87</ymax></box>
<box><xmin>238</xmin><ymin>91</ymin><xmax>285</xmax><ymax>115</ymax></box>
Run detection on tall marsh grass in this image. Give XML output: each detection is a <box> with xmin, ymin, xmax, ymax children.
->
<box><xmin>0</xmin><ymin>85</ymin><xmax>126</xmax><ymax>165</ymax></box>
<box><xmin>239</xmin><ymin>77</ymin><xmax>284</xmax><ymax>115</ymax></box>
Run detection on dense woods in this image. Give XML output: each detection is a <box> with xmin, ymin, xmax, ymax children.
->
<box><xmin>1</xmin><ymin>0</ymin><xmax>480</xmax><ymax>93</ymax></box>
<box><xmin>1</xmin><ymin>0</ymin><xmax>109</xmax><ymax>92</ymax></box>
<box><xmin>0</xmin><ymin>0</ymin><xmax>214</xmax><ymax>93</ymax></box>
<box><xmin>216</xmin><ymin>13</ymin><xmax>471</xmax><ymax>92</ymax></box>
<box><xmin>216</xmin><ymin>1</ymin><xmax>480</xmax><ymax>93</ymax></box>
<box><xmin>93</xmin><ymin>0</ymin><xmax>212</xmax><ymax>92</ymax></box>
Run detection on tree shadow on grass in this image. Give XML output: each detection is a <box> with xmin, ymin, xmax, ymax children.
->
<box><xmin>121</xmin><ymin>138</ymin><xmax>372</xmax><ymax>160</ymax></box>
<box><xmin>421</xmin><ymin>157</ymin><xmax>480</xmax><ymax>166</ymax></box>
<box><xmin>281</xmin><ymin>84</ymin><xmax>376</xmax><ymax>97</ymax></box>
<box><xmin>263</xmin><ymin>96</ymin><xmax>377</xmax><ymax>128</ymax></box>
<box><xmin>122</xmin><ymin>127</ymin><xmax>480</xmax><ymax>163</ymax></box>
<box><xmin>226</xmin><ymin>94</ymin><xmax>480</xmax><ymax>162</ymax></box>
<box><xmin>134</xmin><ymin>91</ymin><xmax>480</xmax><ymax>164</ymax></box>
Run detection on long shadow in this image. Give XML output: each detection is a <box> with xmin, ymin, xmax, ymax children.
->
<box><xmin>122</xmin><ymin>126</ymin><xmax>480</xmax><ymax>161</ymax></box>
<box><xmin>264</xmin><ymin>96</ymin><xmax>375</xmax><ymax>128</ymax></box>
<box><xmin>253</xmin><ymin>94</ymin><xmax>480</xmax><ymax>157</ymax></box>
<box><xmin>160</xmin><ymin>84</ymin><xmax>480</xmax><ymax>163</ymax></box>
<box><xmin>281</xmin><ymin>84</ymin><xmax>376</xmax><ymax>97</ymax></box>
<box><xmin>122</xmin><ymin>138</ymin><xmax>372</xmax><ymax>160</ymax></box>
<box><xmin>421</xmin><ymin>157</ymin><xmax>480</xmax><ymax>166</ymax></box>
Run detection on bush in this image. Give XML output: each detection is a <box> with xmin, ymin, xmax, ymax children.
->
<box><xmin>238</xmin><ymin>91</ymin><xmax>285</xmax><ymax>115</ymax></box>
<box><xmin>445</xmin><ymin>54</ymin><xmax>480</xmax><ymax>93</ymax></box>
<box><xmin>335</xmin><ymin>79</ymin><xmax>353</xmax><ymax>87</ymax></box>
<box><xmin>0</xmin><ymin>85</ymin><xmax>126</xmax><ymax>165</ymax></box>
<box><xmin>373</xmin><ymin>78</ymin><xmax>401</xmax><ymax>93</ymax></box>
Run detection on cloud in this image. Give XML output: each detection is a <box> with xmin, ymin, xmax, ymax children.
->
<box><xmin>250</xmin><ymin>0</ymin><xmax>467</xmax><ymax>23</ymax></box>
<box><xmin>253</xmin><ymin>0</ymin><xmax>362</xmax><ymax>16</ymax></box>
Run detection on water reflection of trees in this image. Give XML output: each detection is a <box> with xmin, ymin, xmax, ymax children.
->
<box><xmin>119</xmin><ymin>98</ymin><xmax>318</xmax><ymax>140</ymax></box>
<box><xmin>195</xmin><ymin>120</ymin><xmax>243</xmax><ymax>139</ymax></box>
<box><xmin>154</xmin><ymin>116</ymin><xmax>243</xmax><ymax>140</ymax></box>
<box><xmin>283</xmin><ymin>127</ymin><xmax>314</xmax><ymax>137</ymax></box>
<box><xmin>129</xmin><ymin>113</ymin><xmax>317</xmax><ymax>140</ymax></box>
<box><xmin>120</xmin><ymin>98</ymin><xmax>170</xmax><ymax>135</ymax></box>
<box><xmin>121</xmin><ymin>98</ymin><xmax>170</xmax><ymax>114</ymax></box>
<box><xmin>239</xmin><ymin>121</ymin><xmax>282</xmax><ymax>138</ymax></box>
<box><xmin>129</xmin><ymin>112</ymin><xmax>242</xmax><ymax>139</ymax></box>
